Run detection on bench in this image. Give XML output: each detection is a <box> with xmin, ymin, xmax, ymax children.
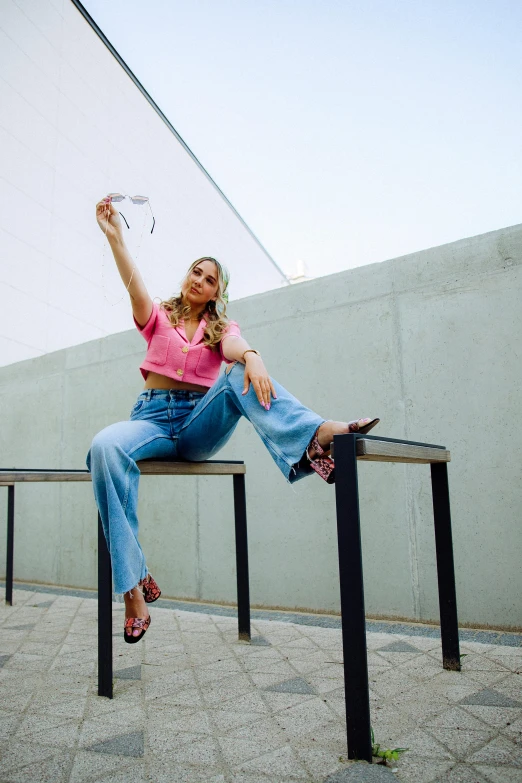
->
<box><xmin>2</xmin><ymin>434</ymin><xmax>459</xmax><ymax>763</ymax></box>
<box><xmin>0</xmin><ymin>460</ymin><xmax>250</xmax><ymax>699</ymax></box>
<box><xmin>331</xmin><ymin>433</ymin><xmax>458</xmax><ymax>763</ymax></box>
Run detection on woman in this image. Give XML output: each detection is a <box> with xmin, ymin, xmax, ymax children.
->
<box><xmin>88</xmin><ymin>195</ymin><xmax>379</xmax><ymax>643</ymax></box>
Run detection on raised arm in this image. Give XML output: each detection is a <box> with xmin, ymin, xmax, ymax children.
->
<box><xmin>95</xmin><ymin>196</ymin><xmax>152</xmax><ymax>327</ymax></box>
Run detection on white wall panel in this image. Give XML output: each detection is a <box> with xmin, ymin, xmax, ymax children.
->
<box><xmin>0</xmin><ymin>0</ymin><xmax>286</xmax><ymax>367</ymax></box>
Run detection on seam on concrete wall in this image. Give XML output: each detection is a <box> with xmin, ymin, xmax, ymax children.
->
<box><xmin>391</xmin><ymin>286</ymin><xmax>421</xmax><ymax>621</ymax></box>
<box><xmin>195</xmin><ymin>475</ymin><xmax>201</xmax><ymax>600</ymax></box>
<box><xmin>57</xmin><ymin>369</ymin><xmax>66</xmax><ymax>585</ymax></box>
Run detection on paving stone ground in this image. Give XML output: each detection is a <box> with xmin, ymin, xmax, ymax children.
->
<box><xmin>0</xmin><ymin>587</ymin><xmax>520</xmax><ymax>783</ymax></box>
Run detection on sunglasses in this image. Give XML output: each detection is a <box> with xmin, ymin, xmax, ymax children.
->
<box><xmin>107</xmin><ymin>193</ymin><xmax>155</xmax><ymax>234</ymax></box>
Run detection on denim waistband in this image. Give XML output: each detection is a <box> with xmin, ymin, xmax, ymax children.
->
<box><xmin>137</xmin><ymin>388</ymin><xmax>207</xmax><ymax>401</ymax></box>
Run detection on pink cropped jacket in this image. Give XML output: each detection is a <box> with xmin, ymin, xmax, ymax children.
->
<box><xmin>134</xmin><ymin>302</ymin><xmax>241</xmax><ymax>388</ymax></box>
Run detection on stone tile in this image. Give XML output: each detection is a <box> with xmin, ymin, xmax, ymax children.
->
<box><xmin>491</xmin><ymin>673</ymin><xmax>522</xmax><ymax>699</ymax></box>
<box><xmin>214</xmin><ymin>691</ymin><xmax>270</xmax><ymax>713</ymax></box>
<box><xmin>18</xmin><ymin>721</ymin><xmax>80</xmax><ymax>749</ymax></box>
<box><xmin>203</xmin><ymin>674</ymin><xmax>257</xmax><ymax>706</ymax></box>
<box><xmin>459</xmin><ymin>653</ymin><xmax>512</xmax><ymax>672</ymax></box>
<box><xmin>475</xmin><ymin>764</ymin><xmax>522</xmax><ymax>783</ymax></box>
<box><xmin>78</xmin><ymin>708</ymin><xmax>146</xmax><ymax>747</ymax></box>
<box><xmin>209</xmin><ymin>707</ymin><xmax>267</xmax><ymax>734</ymax></box>
<box><xmin>393</xmin><ymin>756</ymin><xmax>454</xmax><ymax>783</ymax></box>
<box><xmin>460</xmin><ymin>688</ymin><xmax>522</xmax><ymax>708</ymax></box>
<box><xmin>31</xmin><ymin>695</ymin><xmax>87</xmax><ymax>720</ymax></box>
<box><xmin>15</xmin><ymin>712</ymin><xmax>73</xmax><ymax>737</ymax></box>
<box><xmin>87</xmin><ymin>730</ymin><xmax>144</xmax><ymax>758</ymax></box>
<box><xmin>229</xmin><ymin>773</ymin><xmax>302</xmax><ymax>783</ymax></box>
<box><xmin>1</xmin><ymin>750</ymin><xmax>73</xmax><ymax>783</ymax></box>
<box><xmin>462</xmin><ymin>704</ymin><xmax>522</xmax><ymax>728</ymax></box>
<box><xmin>293</xmin><ymin>742</ymin><xmax>346</xmax><ymax>778</ymax></box>
<box><xmin>466</xmin><ymin>735</ymin><xmax>522</xmax><ymax>767</ymax></box>
<box><xmin>194</xmin><ymin>656</ymin><xmax>244</xmax><ymax>676</ymax></box>
<box><xmin>68</xmin><ymin>750</ymin><xmax>135</xmax><ymax>783</ymax></box>
<box><xmin>394</xmin><ymin>653</ymin><xmax>445</xmax><ymax>681</ymax></box>
<box><xmin>0</xmin><ymin>713</ymin><xmax>20</xmax><ymax>742</ymax></box>
<box><xmin>264</xmin><ymin>677</ymin><xmax>317</xmax><ymax>695</ymax></box>
<box><xmin>143</xmin><ymin>669</ymin><xmax>196</xmax><ymax>699</ymax></box>
<box><xmin>504</xmin><ymin>714</ymin><xmax>522</xmax><ymax>743</ymax></box>
<box><xmin>223</xmin><ymin>715</ymin><xmax>287</xmax><ymax>745</ymax></box>
<box><xmin>250</xmin><ymin>671</ymin><xmax>303</xmax><ymax>689</ymax></box>
<box><xmin>114</xmin><ymin>664</ymin><xmax>141</xmax><ymax>680</ymax></box>
<box><xmin>240</xmin><ymin>657</ymin><xmax>293</xmax><ymax>676</ymax></box>
<box><xmin>421</xmin><ymin>672</ymin><xmax>485</xmax><ymax>703</ymax></box>
<box><xmin>436</xmin><ymin>764</ymin><xmax>491</xmax><ymax>782</ymax></box>
<box><xmin>272</xmin><ymin>698</ymin><xmax>337</xmax><ymax>739</ymax></box>
<box><xmin>86</xmin><ymin>764</ymin><xmax>147</xmax><ymax>782</ymax></box>
<box><xmin>262</xmin><ymin>691</ymin><xmax>316</xmax><ymax>712</ymax></box>
<box><xmin>148</xmin><ymin>709</ymin><xmax>214</xmax><ymax>736</ymax></box>
<box><xmin>218</xmin><ymin>735</ymin><xmax>287</xmax><ymax>766</ymax></box>
<box><xmin>304</xmin><ymin>675</ymin><xmax>345</xmax><ymax>696</ymax></box>
<box><xmin>463</xmin><ymin>669</ymin><xmax>513</xmax><ymax>688</ymax></box>
<box><xmin>376</xmin><ymin>643</ymin><xmax>422</xmax><ymax>662</ymax></box>
<box><xmin>237</xmin><ymin>744</ymin><xmax>310</xmax><ymax>778</ymax></box>
<box><xmin>423</xmin><ymin>704</ymin><xmax>494</xmax><ymax>732</ymax></box>
<box><xmin>0</xmin><ymin>740</ymin><xmax>60</xmax><ymax>775</ymax></box>
<box><xmin>149</xmin><ymin>735</ymin><xmax>220</xmax><ymax>766</ymax></box>
<box><xmin>366</xmin><ymin>667</ymin><xmax>423</xmax><ymax>700</ymax></box>
<box><xmin>484</xmin><ymin>649</ymin><xmax>522</xmax><ymax>665</ymax></box>
<box><xmin>427</xmin><ymin>728</ymin><xmax>497</xmax><ymax>760</ymax></box>
<box><xmin>291</xmin><ymin>715</ymin><xmax>347</xmax><ymax>751</ymax></box>
<box><xmin>325</xmin><ymin>764</ymin><xmax>397</xmax><ymax>781</ymax></box>
<box><xmin>251</xmin><ymin>636</ymin><xmax>271</xmax><ymax>647</ymax></box>
<box><xmin>146</xmin><ymin>759</ymin><xmax>225</xmax><ymax>783</ymax></box>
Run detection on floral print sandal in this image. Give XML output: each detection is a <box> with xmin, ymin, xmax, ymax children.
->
<box><xmin>306</xmin><ymin>418</ymin><xmax>380</xmax><ymax>484</ymax></box>
<box><xmin>141</xmin><ymin>573</ymin><xmax>161</xmax><ymax>604</ymax></box>
<box><xmin>124</xmin><ymin>614</ymin><xmax>151</xmax><ymax>644</ymax></box>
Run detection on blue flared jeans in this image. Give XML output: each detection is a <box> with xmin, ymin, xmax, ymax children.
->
<box><xmin>86</xmin><ymin>362</ymin><xmax>324</xmax><ymax>594</ymax></box>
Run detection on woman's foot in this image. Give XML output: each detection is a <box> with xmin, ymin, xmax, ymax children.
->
<box><xmin>124</xmin><ymin>586</ymin><xmax>150</xmax><ymax>641</ymax></box>
<box><xmin>305</xmin><ymin>418</ymin><xmax>380</xmax><ymax>484</ymax></box>
<box><xmin>309</xmin><ymin>418</ymin><xmax>379</xmax><ymax>459</ymax></box>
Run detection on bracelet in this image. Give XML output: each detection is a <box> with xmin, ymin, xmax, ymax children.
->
<box><xmin>242</xmin><ymin>349</ymin><xmax>261</xmax><ymax>362</ymax></box>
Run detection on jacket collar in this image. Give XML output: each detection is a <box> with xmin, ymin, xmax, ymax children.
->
<box><xmin>176</xmin><ymin>314</ymin><xmax>208</xmax><ymax>345</ymax></box>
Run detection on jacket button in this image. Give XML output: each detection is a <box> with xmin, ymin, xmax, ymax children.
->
<box><xmin>177</xmin><ymin>369</ymin><xmax>183</xmax><ymax>376</ymax></box>
<box><xmin>182</xmin><ymin>346</ymin><xmax>189</xmax><ymax>353</ymax></box>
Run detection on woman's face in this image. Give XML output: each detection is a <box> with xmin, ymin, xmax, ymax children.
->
<box><xmin>182</xmin><ymin>259</ymin><xmax>220</xmax><ymax>309</ymax></box>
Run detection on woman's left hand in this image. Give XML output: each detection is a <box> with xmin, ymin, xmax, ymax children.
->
<box><xmin>242</xmin><ymin>354</ymin><xmax>277</xmax><ymax>409</ymax></box>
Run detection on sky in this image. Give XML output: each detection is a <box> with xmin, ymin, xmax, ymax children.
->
<box><xmin>81</xmin><ymin>0</ymin><xmax>522</xmax><ymax>280</ymax></box>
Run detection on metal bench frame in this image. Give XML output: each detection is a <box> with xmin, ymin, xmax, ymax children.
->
<box><xmin>332</xmin><ymin>433</ymin><xmax>458</xmax><ymax>762</ymax></box>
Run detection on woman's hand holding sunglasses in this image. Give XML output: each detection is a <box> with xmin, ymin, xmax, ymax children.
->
<box><xmin>96</xmin><ymin>196</ymin><xmax>124</xmax><ymax>242</ymax></box>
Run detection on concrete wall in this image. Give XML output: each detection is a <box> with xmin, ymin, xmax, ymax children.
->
<box><xmin>1</xmin><ymin>224</ymin><xmax>521</xmax><ymax>629</ymax></box>
<box><xmin>0</xmin><ymin>0</ymin><xmax>285</xmax><ymax>367</ymax></box>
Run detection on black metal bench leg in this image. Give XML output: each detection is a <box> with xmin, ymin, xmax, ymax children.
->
<box><xmin>98</xmin><ymin>512</ymin><xmax>113</xmax><ymax>697</ymax></box>
<box><xmin>430</xmin><ymin>462</ymin><xmax>460</xmax><ymax>671</ymax></box>
<box><xmin>233</xmin><ymin>473</ymin><xmax>251</xmax><ymax>642</ymax></box>
<box><xmin>333</xmin><ymin>434</ymin><xmax>372</xmax><ymax>762</ymax></box>
<box><xmin>5</xmin><ymin>486</ymin><xmax>14</xmax><ymax>606</ymax></box>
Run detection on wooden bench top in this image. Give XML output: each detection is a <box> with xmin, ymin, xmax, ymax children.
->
<box><xmin>331</xmin><ymin>436</ymin><xmax>450</xmax><ymax>464</ymax></box>
<box><xmin>0</xmin><ymin>460</ymin><xmax>246</xmax><ymax>484</ymax></box>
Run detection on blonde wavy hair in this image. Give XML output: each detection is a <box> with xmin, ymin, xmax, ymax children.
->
<box><xmin>159</xmin><ymin>257</ymin><xmax>230</xmax><ymax>350</ymax></box>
